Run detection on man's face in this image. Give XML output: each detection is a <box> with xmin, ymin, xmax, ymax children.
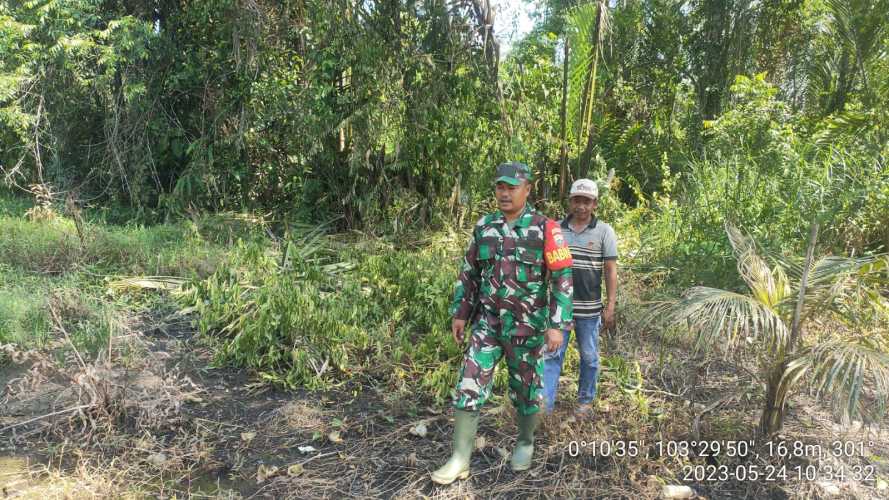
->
<box><xmin>569</xmin><ymin>195</ymin><xmax>597</xmax><ymax>220</ymax></box>
<box><xmin>495</xmin><ymin>181</ymin><xmax>531</xmax><ymax>213</ymax></box>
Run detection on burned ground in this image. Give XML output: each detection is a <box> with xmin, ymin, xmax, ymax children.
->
<box><xmin>2</xmin><ymin>307</ymin><xmax>887</xmax><ymax>499</ymax></box>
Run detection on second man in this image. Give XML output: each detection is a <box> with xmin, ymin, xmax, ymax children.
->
<box><xmin>542</xmin><ymin>178</ymin><xmax>618</xmax><ymax>417</ymax></box>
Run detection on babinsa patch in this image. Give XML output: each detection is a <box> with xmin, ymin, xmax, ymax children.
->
<box><xmin>544</xmin><ymin>219</ymin><xmax>572</xmax><ymax>271</ymax></box>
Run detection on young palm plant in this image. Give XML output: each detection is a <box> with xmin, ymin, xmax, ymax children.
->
<box><xmin>649</xmin><ymin>224</ymin><xmax>889</xmax><ymax>437</ymax></box>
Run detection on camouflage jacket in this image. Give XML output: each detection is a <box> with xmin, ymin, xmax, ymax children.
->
<box><xmin>450</xmin><ymin>205</ymin><xmax>574</xmax><ymax>335</ymax></box>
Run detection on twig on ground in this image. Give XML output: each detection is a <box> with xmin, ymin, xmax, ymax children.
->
<box><xmin>0</xmin><ymin>404</ymin><xmax>94</xmax><ymax>434</ymax></box>
<box><xmin>298</xmin><ymin>450</ymin><xmax>340</xmax><ymax>466</ymax></box>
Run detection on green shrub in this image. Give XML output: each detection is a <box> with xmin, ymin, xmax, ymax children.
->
<box><xmin>0</xmin><ymin>192</ymin><xmax>32</xmax><ymax>216</ymax></box>
<box><xmin>180</xmin><ymin>231</ymin><xmax>470</xmax><ymax>399</ymax></box>
<box><xmin>632</xmin><ymin>75</ymin><xmax>889</xmax><ymax>288</ymax></box>
<box><xmin>0</xmin><ymin>217</ymin><xmax>82</xmax><ymax>274</ymax></box>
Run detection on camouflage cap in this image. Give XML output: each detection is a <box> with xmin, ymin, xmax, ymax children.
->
<box><xmin>495</xmin><ymin>162</ymin><xmax>533</xmax><ymax>186</ymax></box>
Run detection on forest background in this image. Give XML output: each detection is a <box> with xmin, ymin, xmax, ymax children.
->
<box><xmin>1</xmin><ymin>0</ymin><xmax>888</xmax><ymax>497</ymax></box>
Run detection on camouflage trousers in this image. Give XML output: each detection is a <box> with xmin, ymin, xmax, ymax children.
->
<box><xmin>452</xmin><ymin>322</ymin><xmax>545</xmax><ymax>416</ymax></box>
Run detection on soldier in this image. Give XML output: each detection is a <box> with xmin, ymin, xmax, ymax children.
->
<box><xmin>431</xmin><ymin>162</ymin><xmax>574</xmax><ymax>485</ymax></box>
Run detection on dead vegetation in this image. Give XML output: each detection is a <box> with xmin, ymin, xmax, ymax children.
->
<box><xmin>2</xmin><ymin>305</ymin><xmax>887</xmax><ymax>499</ymax></box>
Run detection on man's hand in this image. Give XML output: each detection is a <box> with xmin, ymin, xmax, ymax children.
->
<box><xmin>603</xmin><ymin>258</ymin><xmax>618</xmax><ymax>334</ymax></box>
<box><xmin>544</xmin><ymin>328</ymin><xmax>563</xmax><ymax>352</ymax></box>
<box><xmin>603</xmin><ymin>305</ymin><xmax>615</xmax><ymax>333</ymax></box>
<box><xmin>452</xmin><ymin>319</ymin><xmax>467</xmax><ymax>345</ymax></box>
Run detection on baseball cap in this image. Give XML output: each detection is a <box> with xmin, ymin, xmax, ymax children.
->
<box><xmin>495</xmin><ymin>162</ymin><xmax>533</xmax><ymax>186</ymax></box>
<box><xmin>569</xmin><ymin>178</ymin><xmax>598</xmax><ymax>200</ymax></box>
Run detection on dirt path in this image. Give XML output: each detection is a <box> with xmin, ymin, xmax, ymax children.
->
<box><xmin>2</xmin><ymin>311</ymin><xmax>888</xmax><ymax>499</ymax></box>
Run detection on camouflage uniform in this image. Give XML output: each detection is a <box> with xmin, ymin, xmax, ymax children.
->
<box><xmin>450</xmin><ymin>204</ymin><xmax>574</xmax><ymax>416</ymax></box>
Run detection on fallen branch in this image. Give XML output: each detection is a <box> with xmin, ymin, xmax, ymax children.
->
<box><xmin>0</xmin><ymin>404</ymin><xmax>94</xmax><ymax>434</ymax></box>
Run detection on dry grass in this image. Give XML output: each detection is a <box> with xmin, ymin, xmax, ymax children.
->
<box><xmin>1</xmin><ymin>271</ymin><xmax>887</xmax><ymax>499</ymax></box>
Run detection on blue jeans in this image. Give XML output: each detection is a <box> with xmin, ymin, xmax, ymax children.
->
<box><xmin>542</xmin><ymin>316</ymin><xmax>601</xmax><ymax>413</ymax></box>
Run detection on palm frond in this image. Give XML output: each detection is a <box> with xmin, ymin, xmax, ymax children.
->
<box><xmin>783</xmin><ymin>254</ymin><xmax>888</xmax><ymax>323</ymax></box>
<box><xmin>808</xmin><ymin>255</ymin><xmax>881</xmax><ymax>285</ymax></box>
<box><xmin>565</xmin><ymin>1</ymin><xmax>611</xmax><ymax>145</ymax></box>
<box><xmin>107</xmin><ymin>276</ymin><xmax>186</xmax><ymax>293</ymax></box>
<box><xmin>646</xmin><ymin>286</ymin><xmax>789</xmax><ymax>354</ymax></box>
<box><xmin>725</xmin><ymin>224</ymin><xmax>790</xmax><ymax>310</ymax></box>
<box><xmin>781</xmin><ymin>334</ymin><xmax>889</xmax><ymax>424</ymax></box>
<box><xmin>812</xmin><ymin>110</ymin><xmax>877</xmax><ymax>147</ymax></box>
<box><xmin>825</xmin><ymin>0</ymin><xmax>888</xmax><ymax>65</ymax></box>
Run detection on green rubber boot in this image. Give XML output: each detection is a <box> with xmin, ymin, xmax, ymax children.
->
<box><xmin>510</xmin><ymin>412</ymin><xmax>539</xmax><ymax>471</ymax></box>
<box><xmin>431</xmin><ymin>409</ymin><xmax>479</xmax><ymax>485</ymax></box>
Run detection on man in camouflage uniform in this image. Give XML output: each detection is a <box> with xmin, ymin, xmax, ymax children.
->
<box><xmin>431</xmin><ymin>162</ymin><xmax>574</xmax><ymax>485</ymax></box>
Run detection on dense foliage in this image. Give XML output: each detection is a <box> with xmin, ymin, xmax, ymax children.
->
<box><xmin>1</xmin><ymin>0</ymin><xmax>507</xmax><ymax>226</ymax></box>
<box><xmin>3</xmin><ymin>1</ymin><xmax>886</xmax><ymax>253</ymax></box>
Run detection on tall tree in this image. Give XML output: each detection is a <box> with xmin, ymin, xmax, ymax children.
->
<box><xmin>685</xmin><ymin>0</ymin><xmax>759</xmax><ymax>121</ymax></box>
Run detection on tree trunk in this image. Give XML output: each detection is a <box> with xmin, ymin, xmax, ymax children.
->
<box><xmin>577</xmin><ymin>1</ymin><xmax>604</xmax><ymax>178</ymax></box>
<box><xmin>759</xmin><ymin>361</ymin><xmax>787</xmax><ymax>437</ymax></box>
<box><xmin>760</xmin><ymin>220</ymin><xmax>819</xmax><ymax>437</ymax></box>
<box><xmin>469</xmin><ymin>0</ymin><xmax>500</xmax><ymax>80</ymax></box>
<box><xmin>469</xmin><ymin>0</ymin><xmax>510</xmax><ymax>137</ymax></box>
<box><xmin>558</xmin><ymin>37</ymin><xmax>571</xmax><ymax>198</ymax></box>
<box><xmin>828</xmin><ymin>49</ymin><xmax>852</xmax><ymax>115</ymax></box>
<box><xmin>790</xmin><ymin>222</ymin><xmax>819</xmax><ymax>348</ymax></box>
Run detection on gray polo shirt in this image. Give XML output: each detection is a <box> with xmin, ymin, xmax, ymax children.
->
<box><xmin>559</xmin><ymin>215</ymin><xmax>618</xmax><ymax>318</ymax></box>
